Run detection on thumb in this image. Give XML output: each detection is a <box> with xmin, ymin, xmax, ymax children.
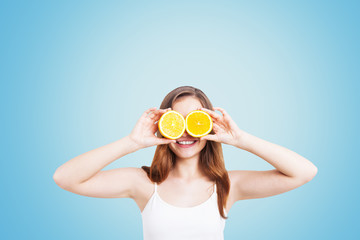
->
<box><xmin>201</xmin><ymin>134</ymin><xmax>218</xmax><ymax>142</ymax></box>
<box><xmin>156</xmin><ymin>138</ymin><xmax>176</xmax><ymax>145</ymax></box>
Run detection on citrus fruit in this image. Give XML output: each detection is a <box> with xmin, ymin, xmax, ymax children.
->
<box><xmin>185</xmin><ymin>110</ymin><xmax>213</xmax><ymax>138</ymax></box>
<box><xmin>158</xmin><ymin>110</ymin><xmax>186</xmax><ymax>139</ymax></box>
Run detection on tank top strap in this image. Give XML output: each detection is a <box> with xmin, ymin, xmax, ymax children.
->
<box><xmin>213</xmin><ymin>183</ymin><xmax>217</xmax><ymax>193</ymax></box>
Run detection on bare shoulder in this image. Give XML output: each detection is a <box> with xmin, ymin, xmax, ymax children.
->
<box><xmin>227</xmin><ymin>169</ymin><xmax>250</xmax><ymax>185</ymax></box>
<box><xmin>228</xmin><ymin>170</ymin><xmax>240</xmax><ymax>180</ymax></box>
<box><xmin>95</xmin><ymin>167</ymin><xmax>150</xmax><ymax>187</ymax></box>
<box><xmin>111</xmin><ymin>167</ymin><xmax>154</xmax><ymax>198</ymax></box>
<box><xmin>130</xmin><ymin>167</ymin><xmax>154</xmax><ymax>193</ymax></box>
<box><xmin>129</xmin><ymin>167</ymin><xmax>156</xmax><ymax>212</ymax></box>
<box><xmin>119</xmin><ymin>167</ymin><xmax>150</xmax><ymax>182</ymax></box>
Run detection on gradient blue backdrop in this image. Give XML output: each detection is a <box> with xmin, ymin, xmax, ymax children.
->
<box><xmin>1</xmin><ymin>0</ymin><xmax>359</xmax><ymax>239</ymax></box>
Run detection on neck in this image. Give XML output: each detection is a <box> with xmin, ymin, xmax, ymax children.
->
<box><xmin>171</xmin><ymin>155</ymin><xmax>205</xmax><ymax>181</ymax></box>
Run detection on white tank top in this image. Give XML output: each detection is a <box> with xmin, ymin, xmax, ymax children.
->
<box><xmin>141</xmin><ymin>182</ymin><xmax>227</xmax><ymax>240</ymax></box>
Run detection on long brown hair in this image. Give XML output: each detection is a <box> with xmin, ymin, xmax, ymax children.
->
<box><xmin>141</xmin><ymin>86</ymin><xmax>230</xmax><ymax>219</ymax></box>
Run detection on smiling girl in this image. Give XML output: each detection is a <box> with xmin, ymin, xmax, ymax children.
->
<box><xmin>53</xmin><ymin>86</ymin><xmax>318</xmax><ymax>240</ymax></box>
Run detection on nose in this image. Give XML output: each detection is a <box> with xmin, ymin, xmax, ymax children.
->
<box><xmin>182</xmin><ymin>131</ymin><xmax>190</xmax><ymax>137</ymax></box>
<box><xmin>181</xmin><ymin>130</ymin><xmax>199</xmax><ymax>140</ymax></box>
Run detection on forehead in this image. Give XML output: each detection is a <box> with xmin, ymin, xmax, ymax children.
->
<box><xmin>172</xmin><ymin>96</ymin><xmax>203</xmax><ymax>117</ymax></box>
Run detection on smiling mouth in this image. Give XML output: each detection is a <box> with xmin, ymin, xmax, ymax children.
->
<box><xmin>175</xmin><ymin>140</ymin><xmax>198</xmax><ymax>147</ymax></box>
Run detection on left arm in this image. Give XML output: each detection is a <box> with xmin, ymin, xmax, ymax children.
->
<box><xmin>200</xmin><ymin>107</ymin><xmax>318</xmax><ymax>201</ymax></box>
<box><xmin>238</xmin><ymin>132</ymin><xmax>318</xmax><ymax>180</ymax></box>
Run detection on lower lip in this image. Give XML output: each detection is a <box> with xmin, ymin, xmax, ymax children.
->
<box><xmin>176</xmin><ymin>141</ymin><xmax>198</xmax><ymax>148</ymax></box>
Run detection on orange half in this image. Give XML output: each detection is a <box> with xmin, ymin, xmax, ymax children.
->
<box><xmin>158</xmin><ymin>110</ymin><xmax>186</xmax><ymax>139</ymax></box>
<box><xmin>185</xmin><ymin>110</ymin><xmax>213</xmax><ymax>138</ymax></box>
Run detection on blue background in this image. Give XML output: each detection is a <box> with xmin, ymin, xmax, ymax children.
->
<box><xmin>1</xmin><ymin>0</ymin><xmax>359</xmax><ymax>239</ymax></box>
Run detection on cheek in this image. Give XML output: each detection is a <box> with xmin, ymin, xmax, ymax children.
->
<box><xmin>168</xmin><ymin>143</ymin><xmax>176</xmax><ymax>152</ymax></box>
<box><xmin>198</xmin><ymin>139</ymin><xmax>207</xmax><ymax>149</ymax></box>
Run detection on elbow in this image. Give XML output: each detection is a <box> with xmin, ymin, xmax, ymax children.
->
<box><xmin>53</xmin><ymin>170</ymin><xmax>61</xmax><ymax>184</ymax></box>
<box><xmin>53</xmin><ymin>169</ymin><xmax>70</xmax><ymax>189</ymax></box>
<box><xmin>304</xmin><ymin>165</ymin><xmax>318</xmax><ymax>182</ymax></box>
<box><xmin>53</xmin><ymin>170</ymin><xmax>63</xmax><ymax>187</ymax></box>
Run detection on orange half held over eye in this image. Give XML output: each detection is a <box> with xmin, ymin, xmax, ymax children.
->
<box><xmin>185</xmin><ymin>110</ymin><xmax>213</xmax><ymax>138</ymax></box>
<box><xmin>158</xmin><ymin>110</ymin><xmax>186</xmax><ymax>139</ymax></box>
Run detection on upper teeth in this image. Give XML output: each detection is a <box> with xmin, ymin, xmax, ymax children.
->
<box><xmin>178</xmin><ymin>141</ymin><xmax>195</xmax><ymax>145</ymax></box>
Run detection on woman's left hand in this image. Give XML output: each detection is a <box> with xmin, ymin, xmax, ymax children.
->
<box><xmin>200</xmin><ymin>107</ymin><xmax>248</xmax><ymax>148</ymax></box>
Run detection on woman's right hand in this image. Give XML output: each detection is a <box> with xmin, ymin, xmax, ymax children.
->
<box><xmin>128</xmin><ymin>107</ymin><xmax>176</xmax><ymax>149</ymax></box>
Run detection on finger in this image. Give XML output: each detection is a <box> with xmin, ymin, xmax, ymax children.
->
<box><xmin>200</xmin><ymin>134</ymin><xmax>218</xmax><ymax>142</ymax></box>
<box><xmin>156</xmin><ymin>138</ymin><xmax>176</xmax><ymax>145</ymax></box>
<box><xmin>152</xmin><ymin>108</ymin><xmax>171</xmax><ymax>120</ymax></box>
<box><xmin>146</xmin><ymin>108</ymin><xmax>166</xmax><ymax>120</ymax></box>
<box><xmin>152</xmin><ymin>107</ymin><xmax>171</xmax><ymax>115</ymax></box>
<box><xmin>146</xmin><ymin>107</ymin><xmax>157</xmax><ymax>113</ymax></box>
<box><xmin>142</xmin><ymin>107</ymin><xmax>157</xmax><ymax>118</ymax></box>
<box><xmin>151</xmin><ymin>122</ymin><xmax>158</xmax><ymax>132</ymax></box>
<box><xmin>148</xmin><ymin>112</ymin><xmax>156</xmax><ymax>119</ymax></box>
<box><xmin>200</xmin><ymin>108</ymin><xmax>222</xmax><ymax>121</ymax></box>
<box><xmin>158</xmin><ymin>107</ymin><xmax>172</xmax><ymax>115</ymax></box>
<box><xmin>212</xmin><ymin>122</ymin><xmax>222</xmax><ymax>131</ymax></box>
<box><xmin>213</xmin><ymin>107</ymin><xmax>237</xmax><ymax>126</ymax></box>
<box><xmin>158</xmin><ymin>107</ymin><xmax>171</xmax><ymax>112</ymax></box>
<box><xmin>213</xmin><ymin>107</ymin><xmax>228</xmax><ymax>117</ymax></box>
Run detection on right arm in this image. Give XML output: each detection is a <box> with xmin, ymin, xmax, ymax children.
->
<box><xmin>53</xmin><ymin>136</ymin><xmax>142</xmax><ymax>198</ymax></box>
<box><xmin>53</xmin><ymin>107</ymin><xmax>175</xmax><ymax>199</ymax></box>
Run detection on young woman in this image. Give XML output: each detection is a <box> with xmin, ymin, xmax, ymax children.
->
<box><xmin>53</xmin><ymin>86</ymin><xmax>318</xmax><ymax>240</ymax></box>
